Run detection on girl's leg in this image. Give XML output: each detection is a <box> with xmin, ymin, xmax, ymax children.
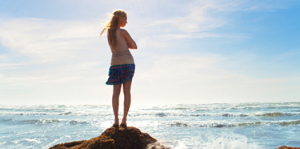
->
<box><xmin>112</xmin><ymin>84</ymin><xmax>122</xmax><ymax>125</ymax></box>
<box><xmin>121</xmin><ymin>80</ymin><xmax>132</xmax><ymax>125</ymax></box>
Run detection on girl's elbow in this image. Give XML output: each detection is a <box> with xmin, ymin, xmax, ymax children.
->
<box><xmin>132</xmin><ymin>44</ymin><xmax>137</xmax><ymax>49</ymax></box>
<box><xmin>129</xmin><ymin>46</ymin><xmax>137</xmax><ymax>49</ymax></box>
<box><xmin>133</xmin><ymin>43</ymin><xmax>137</xmax><ymax>49</ymax></box>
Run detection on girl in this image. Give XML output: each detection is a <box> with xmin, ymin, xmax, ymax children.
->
<box><xmin>100</xmin><ymin>9</ymin><xmax>137</xmax><ymax>128</ymax></box>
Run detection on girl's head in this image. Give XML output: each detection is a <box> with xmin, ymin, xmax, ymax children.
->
<box><xmin>113</xmin><ymin>10</ymin><xmax>127</xmax><ymax>28</ymax></box>
<box><xmin>100</xmin><ymin>9</ymin><xmax>127</xmax><ymax>48</ymax></box>
<box><xmin>100</xmin><ymin>9</ymin><xmax>127</xmax><ymax>35</ymax></box>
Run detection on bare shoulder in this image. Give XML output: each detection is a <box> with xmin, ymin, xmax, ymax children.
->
<box><xmin>120</xmin><ymin>28</ymin><xmax>128</xmax><ymax>32</ymax></box>
<box><xmin>120</xmin><ymin>29</ymin><xmax>130</xmax><ymax>36</ymax></box>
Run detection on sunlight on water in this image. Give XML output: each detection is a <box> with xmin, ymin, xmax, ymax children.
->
<box><xmin>0</xmin><ymin>102</ymin><xmax>299</xmax><ymax>148</ymax></box>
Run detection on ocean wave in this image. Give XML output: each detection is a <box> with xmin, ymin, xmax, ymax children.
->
<box><xmin>153</xmin><ymin>112</ymin><xmax>250</xmax><ymax>117</ymax></box>
<box><xmin>0</xmin><ymin>105</ymin><xmax>111</xmax><ymax>113</ymax></box>
<box><xmin>141</xmin><ymin>102</ymin><xmax>300</xmax><ymax>112</ymax></box>
<box><xmin>0</xmin><ymin>141</ymin><xmax>6</xmax><ymax>146</ymax></box>
<box><xmin>0</xmin><ymin>112</ymin><xmax>54</xmax><ymax>116</ymax></box>
<box><xmin>1</xmin><ymin>103</ymin><xmax>300</xmax><ymax>115</ymax></box>
<box><xmin>0</xmin><ymin>111</ymin><xmax>113</xmax><ymax>116</ymax></box>
<box><xmin>62</xmin><ymin>111</ymin><xmax>72</xmax><ymax>115</ymax></box>
<box><xmin>154</xmin><ymin>112</ymin><xmax>300</xmax><ymax>117</ymax></box>
<box><xmin>0</xmin><ymin>118</ymin><xmax>13</xmax><ymax>122</ymax></box>
<box><xmin>67</xmin><ymin>120</ymin><xmax>89</xmax><ymax>125</ymax></box>
<box><xmin>238</xmin><ymin>120</ymin><xmax>300</xmax><ymax>126</ymax></box>
<box><xmin>255</xmin><ymin>112</ymin><xmax>283</xmax><ymax>117</ymax></box>
<box><xmin>19</xmin><ymin>119</ymin><xmax>61</xmax><ymax>124</ymax></box>
<box><xmin>2</xmin><ymin>111</ymin><xmax>300</xmax><ymax>118</ymax></box>
<box><xmin>254</xmin><ymin>111</ymin><xmax>300</xmax><ymax>117</ymax></box>
<box><xmin>165</xmin><ymin>119</ymin><xmax>300</xmax><ymax>128</ymax></box>
<box><xmin>1</xmin><ymin>118</ymin><xmax>90</xmax><ymax>125</ymax></box>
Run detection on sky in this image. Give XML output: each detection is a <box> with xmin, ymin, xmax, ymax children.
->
<box><xmin>0</xmin><ymin>0</ymin><xmax>299</xmax><ymax>105</ymax></box>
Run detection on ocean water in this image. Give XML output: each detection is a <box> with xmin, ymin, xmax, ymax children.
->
<box><xmin>0</xmin><ymin>102</ymin><xmax>300</xmax><ymax>149</ymax></box>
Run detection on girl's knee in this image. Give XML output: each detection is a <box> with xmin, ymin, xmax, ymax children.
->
<box><xmin>123</xmin><ymin>93</ymin><xmax>131</xmax><ymax>98</ymax></box>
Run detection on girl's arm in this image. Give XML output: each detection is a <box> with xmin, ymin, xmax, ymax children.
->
<box><xmin>120</xmin><ymin>29</ymin><xmax>138</xmax><ymax>49</ymax></box>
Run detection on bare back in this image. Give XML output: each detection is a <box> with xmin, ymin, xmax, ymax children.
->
<box><xmin>108</xmin><ymin>29</ymin><xmax>135</xmax><ymax>66</ymax></box>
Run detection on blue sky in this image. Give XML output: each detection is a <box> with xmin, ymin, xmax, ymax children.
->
<box><xmin>0</xmin><ymin>0</ymin><xmax>299</xmax><ymax>105</ymax></box>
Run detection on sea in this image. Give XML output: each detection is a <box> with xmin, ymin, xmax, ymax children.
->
<box><xmin>0</xmin><ymin>102</ymin><xmax>300</xmax><ymax>149</ymax></box>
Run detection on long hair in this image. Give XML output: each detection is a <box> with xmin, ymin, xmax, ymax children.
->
<box><xmin>100</xmin><ymin>9</ymin><xmax>127</xmax><ymax>49</ymax></box>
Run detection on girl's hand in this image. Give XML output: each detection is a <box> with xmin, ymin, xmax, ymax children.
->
<box><xmin>120</xmin><ymin>29</ymin><xmax>137</xmax><ymax>49</ymax></box>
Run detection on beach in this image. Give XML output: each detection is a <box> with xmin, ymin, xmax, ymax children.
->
<box><xmin>1</xmin><ymin>102</ymin><xmax>300</xmax><ymax>148</ymax></box>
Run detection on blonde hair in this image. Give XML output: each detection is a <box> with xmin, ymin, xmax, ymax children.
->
<box><xmin>100</xmin><ymin>9</ymin><xmax>127</xmax><ymax>49</ymax></box>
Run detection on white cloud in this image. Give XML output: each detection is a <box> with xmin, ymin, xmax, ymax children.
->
<box><xmin>130</xmin><ymin>53</ymin><xmax>300</xmax><ymax>104</ymax></box>
<box><xmin>146</xmin><ymin>5</ymin><xmax>225</xmax><ymax>33</ymax></box>
<box><xmin>0</xmin><ymin>50</ymin><xmax>299</xmax><ymax>104</ymax></box>
<box><xmin>0</xmin><ymin>18</ymin><xmax>107</xmax><ymax>63</ymax></box>
<box><xmin>0</xmin><ymin>0</ymin><xmax>299</xmax><ymax>104</ymax></box>
<box><xmin>0</xmin><ymin>62</ymin><xmax>23</xmax><ymax>69</ymax></box>
<box><xmin>157</xmin><ymin>33</ymin><xmax>225</xmax><ymax>40</ymax></box>
<box><xmin>144</xmin><ymin>0</ymin><xmax>295</xmax><ymax>40</ymax></box>
<box><xmin>146</xmin><ymin>0</ymin><xmax>248</xmax><ymax>33</ymax></box>
<box><xmin>0</xmin><ymin>55</ymin><xmax>9</xmax><ymax>61</ymax></box>
<box><xmin>273</xmin><ymin>51</ymin><xmax>300</xmax><ymax>60</ymax></box>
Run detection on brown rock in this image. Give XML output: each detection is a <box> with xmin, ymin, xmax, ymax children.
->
<box><xmin>49</xmin><ymin>126</ymin><xmax>169</xmax><ymax>149</ymax></box>
<box><xmin>277</xmin><ymin>145</ymin><xmax>300</xmax><ymax>149</ymax></box>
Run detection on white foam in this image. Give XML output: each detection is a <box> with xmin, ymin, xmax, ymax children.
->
<box><xmin>23</xmin><ymin>138</ymin><xmax>41</xmax><ymax>144</ymax></box>
<box><xmin>12</xmin><ymin>140</ymin><xmax>20</xmax><ymax>144</ymax></box>
<box><xmin>0</xmin><ymin>141</ymin><xmax>6</xmax><ymax>145</ymax></box>
<box><xmin>147</xmin><ymin>141</ymin><xmax>173</xmax><ymax>149</ymax></box>
<box><xmin>152</xmin><ymin>130</ymin><xmax>261</xmax><ymax>149</ymax></box>
<box><xmin>201</xmin><ymin>131</ymin><xmax>260</xmax><ymax>149</ymax></box>
<box><xmin>98</xmin><ymin>121</ymin><xmax>112</xmax><ymax>128</ymax></box>
<box><xmin>174</xmin><ymin>141</ymin><xmax>188</xmax><ymax>149</ymax></box>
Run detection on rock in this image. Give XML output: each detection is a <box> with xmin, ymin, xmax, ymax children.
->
<box><xmin>50</xmin><ymin>126</ymin><xmax>169</xmax><ymax>149</ymax></box>
<box><xmin>277</xmin><ymin>145</ymin><xmax>300</xmax><ymax>149</ymax></box>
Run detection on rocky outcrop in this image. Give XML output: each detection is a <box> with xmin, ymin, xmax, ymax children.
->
<box><xmin>277</xmin><ymin>145</ymin><xmax>300</xmax><ymax>149</ymax></box>
<box><xmin>50</xmin><ymin>126</ymin><xmax>169</xmax><ymax>149</ymax></box>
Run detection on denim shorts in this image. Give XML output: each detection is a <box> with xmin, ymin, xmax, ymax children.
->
<box><xmin>105</xmin><ymin>64</ymin><xmax>135</xmax><ymax>85</ymax></box>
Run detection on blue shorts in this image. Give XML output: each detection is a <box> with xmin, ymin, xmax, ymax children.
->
<box><xmin>105</xmin><ymin>64</ymin><xmax>135</xmax><ymax>85</ymax></box>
